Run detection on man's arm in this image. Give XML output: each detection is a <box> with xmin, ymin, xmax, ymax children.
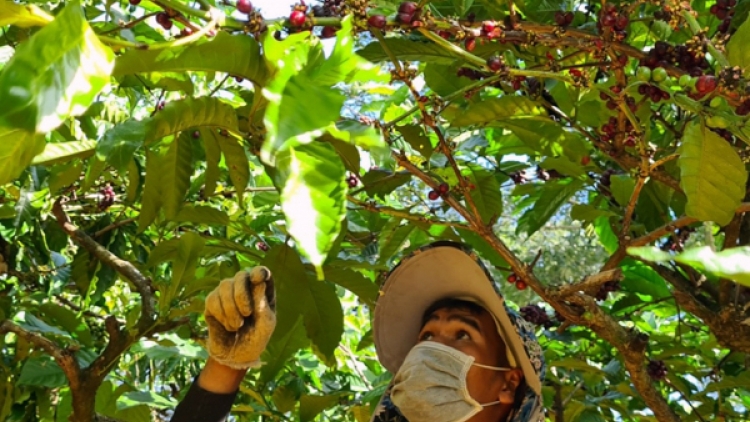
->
<box><xmin>171</xmin><ymin>268</ymin><xmax>277</xmax><ymax>421</ymax></box>
<box><xmin>170</xmin><ymin>358</ymin><xmax>248</xmax><ymax>422</ymax></box>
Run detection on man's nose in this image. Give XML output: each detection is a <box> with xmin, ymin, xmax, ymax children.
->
<box><xmin>428</xmin><ymin>332</ymin><xmax>456</xmax><ymax>348</ymax></box>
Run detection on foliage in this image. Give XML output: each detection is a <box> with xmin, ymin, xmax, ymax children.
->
<box><xmin>1</xmin><ymin>0</ymin><xmax>750</xmax><ymax>422</ymax></box>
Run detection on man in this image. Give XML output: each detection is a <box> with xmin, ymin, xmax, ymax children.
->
<box><xmin>171</xmin><ymin>241</ymin><xmax>545</xmax><ymax>422</ymax></box>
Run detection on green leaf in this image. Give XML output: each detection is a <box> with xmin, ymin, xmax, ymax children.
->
<box><xmin>570</xmin><ymin>204</ymin><xmax>616</xmax><ymax>223</ymax></box>
<box><xmin>462</xmin><ymin>164</ymin><xmax>503</xmax><ymax>224</ymax></box>
<box><xmin>0</xmin><ymin>1</ymin><xmax>53</xmax><ymax>27</ymax></box>
<box><xmin>451</xmin><ymin>97</ymin><xmax>547</xmax><ymax>127</ymax></box>
<box><xmin>360</xmin><ymin>169</ymin><xmax>412</xmax><ymax>199</ymax></box>
<box><xmin>299</xmin><ymin>394</ymin><xmax>340</xmax><ymax>422</ymax></box>
<box><xmin>162</xmin><ymin>232</ymin><xmax>205</xmax><ymax>310</ymax></box>
<box><xmin>172</xmin><ymin>205</ymin><xmax>229</xmax><ymax>226</ymax></box>
<box><xmin>31</xmin><ymin>140</ymin><xmax>96</xmax><ymax>166</ymax></box>
<box><xmin>678</xmin><ymin>121</ymin><xmax>747</xmax><ymax>226</ymax></box>
<box><xmin>0</xmin><ymin>127</ymin><xmax>45</xmax><ymax>184</ymax></box>
<box><xmin>38</xmin><ymin>302</ymin><xmax>93</xmax><ymax>347</ymax></box>
<box><xmin>260</xmin><ymin>316</ymin><xmax>308</xmax><ymax>383</ymax></box>
<box><xmin>217</xmin><ymin>135</ymin><xmax>250</xmax><ymax>202</ymax></box>
<box><xmin>98</xmin><ymin>97</ymin><xmax>238</xmax><ymax>173</ymax></box>
<box><xmin>397</xmin><ymin>125</ymin><xmax>434</xmax><ymax>159</ymax></box>
<box><xmin>628</xmin><ymin>246</ymin><xmax>750</xmax><ymax>287</ymax></box>
<box><xmin>138</xmin><ymin>135</ymin><xmax>194</xmax><ymax>230</ymax></box>
<box><xmin>358</xmin><ymin>39</ymin><xmax>458</xmax><ymax>64</ymax></box>
<box><xmin>112</xmin><ymin>32</ymin><xmax>268</xmax><ymax>84</ymax></box>
<box><xmin>0</xmin><ymin>0</ymin><xmax>113</xmax><ymax>133</ymax></box>
<box><xmin>727</xmin><ymin>16</ymin><xmax>750</xmax><ymax>71</ymax></box>
<box><xmin>117</xmin><ymin>391</ymin><xmax>176</xmax><ymax>410</ymax></box>
<box><xmin>323</xmin><ymin>267</ymin><xmax>379</xmax><ymax>307</ymax></box>
<box><xmin>262</xmin><ymin>245</ymin><xmax>344</xmax><ymax>360</ymax></box>
<box><xmin>18</xmin><ymin>357</ymin><xmax>66</xmax><ymax>388</ymax></box>
<box><xmin>516</xmin><ymin>179</ymin><xmax>584</xmax><ymax>236</ymax></box>
<box><xmin>424</xmin><ymin>63</ymin><xmax>472</xmax><ymax>96</ymax></box>
<box><xmin>276</xmin><ymin>143</ymin><xmax>347</xmax><ymax>275</ymax></box>
<box><xmin>379</xmin><ymin>223</ymin><xmax>416</xmax><ymax>263</ymax></box>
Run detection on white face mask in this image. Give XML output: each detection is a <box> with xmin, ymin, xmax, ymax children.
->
<box><xmin>390</xmin><ymin>341</ymin><xmax>512</xmax><ymax>422</ymax></box>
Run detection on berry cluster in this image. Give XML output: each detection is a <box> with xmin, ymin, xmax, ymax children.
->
<box><xmin>506</xmin><ymin>273</ymin><xmax>527</xmax><ymax>290</ymax></box>
<box><xmin>599</xmin><ymin>86</ymin><xmax>637</xmax><ymax>112</ymax></box>
<box><xmin>661</xmin><ymin>227</ymin><xmax>695</xmax><ymax>252</ymax></box>
<box><xmin>599</xmin><ymin>4</ymin><xmax>629</xmax><ymax>36</ymax></box>
<box><xmin>255</xmin><ymin>241</ymin><xmax>269</xmax><ymax>251</ymax></box>
<box><xmin>536</xmin><ymin>167</ymin><xmax>562</xmax><ymax>181</ymax></box>
<box><xmin>640</xmin><ymin>41</ymin><xmax>710</xmax><ymax>76</ymax></box>
<box><xmin>155</xmin><ymin>12</ymin><xmax>173</xmax><ymax>30</ymax></box>
<box><xmin>510</xmin><ymin>171</ymin><xmax>527</xmax><ymax>185</ymax></box>
<box><xmin>289</xmin><ymin>3</ymin><xmax>307</xmax><ymax>27</ymax></box>
<box><xmin>397</xmin><ymin>2</ymin><xmax>420</xmax><ymax>25</ymax></box>
<box><xmin>428</xmin><ymin>183</ymin><xmax>449</xmax><ymax>200</ymax></box>
<box><xmin>99</xmin><ymin>184</ymin><xmax>116</xmax><ymax>211</ymax></box>
<box><xmin>554</xmin><ymin>11</ymin><xmax>574</xmax><ymax>27</ymax></box>
<box><xmin>637</xmin><ymin>84</ymin><xmax>670</xmax><ymax>103</ymax></box>
<box><xmin>595</xmin><ymin>280</ymin><xmax>620</xmax><ymax>301</ymax></box>
<box><xmin>346</xmin><ymin>173</ymin><xmax>358</xmax><ymax>188</ymax></box>
<box><xmin>520</xmin><ymin>305</ymin><xmax>553</xmax><ymax>328</ymax></box>
<box><xmin>312</xmin><ymin>0</ymin><xmax>342</xmax><ymax>17</ymax></box>
<box><xmin>710</xmin><ymin>0</ymin><xmax>736</xmax><ymax>22</ymax></box>
<box><xmin>599</xmin><ymin>116</ymin><xmax>636</xmax><ymax>145</ymax></box>
<box><xmin>647</xmin><ymin>359</ymin><xmax>668</xmax><ymax>380</ymax></box>
<box><xmin>457</xmin><ymin>67</ymin><xmax>488</xmax><ymax>81</ymax></box>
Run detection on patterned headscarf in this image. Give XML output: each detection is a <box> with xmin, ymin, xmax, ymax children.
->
<box><xmin>371</xmin><ymin>241</ymin><xmax>546</xmax><ymax>422</ymax></box>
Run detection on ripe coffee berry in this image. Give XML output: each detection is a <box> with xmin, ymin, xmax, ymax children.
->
<box><xmin>368</xmin><ymin>15</ymin><xmax>387</xmax><ymax>29</ymax></box>
<box><xmin>695</xmin><ymin>75</ymin><xmax>717</xmax><ymax>94</ymax></box>
<box><xmin>515</xmin><ymin>281</ymin><xmax>528</xmax><ymax>290</ymax></box>
<box><xmin>256</xmin><ymin>241</ymin><xmax>270</xmax><ymax>252</ymax></box>
<box><xmin>192</xmin><ymin>130</ymin><xmax>200</xmax><ymax>139</ymax></box>
<box><xmin>507</xmin><ymin>273</ymin><xmax>518</xmax><ymax>284</ymax></box>
<box><xmin>129</xmin><ymin>0</ymin><xmax>141</xmax><ymax>5</ymax></box>
<box><xmin>465</xmin><ymin>37</ymin><xmax>476</xmax><ymax>52</ymax></box>
<box><xmin>237</xmin><ymin>0</ymin><xmax>253</xmax><ymax>14</ymax></box>
<box><xmin>487</xmin><ymin>56</ymin><xmax>503</xmax><ymax>71</ymax></box>
<box><xmin>428</xmin><ymin>190</ymin><xmax>440</xmax><ymax>200</ymax></box>
<box><xmin>482</xmin><ymin>21</ymin><xmax>496</xmax><ymax>33</ymax></box>
<box><xmin>438</xmin><ymin>183</ymin><xmax>449</xmax><ymax>194</ymax></box>
<box><xmin>156</xmin><ymin>12</ymin><xmax>172</xmax><ymax>30</ymax></box>
<box><xmin>321</xmin><ymin>26</ymin><xmax>337</xmax><ymax>38</ymax></box>
<box><xmin>397</xmin><ymin>12</ymin><xmax>413</xmax><ymax>24</ymax></box>
<box><xmin>581</xmin><ymin>156</ymin><xmax>591</xmax><ymax>165</ymax></box>
<box><xmin>398</xmin><ymin>1</ymin><xmax>418</xmax><ymax>14</ymax></box>
<box><xmin>289</xmin><ymin>10</ymin><xmax>306</xmax><ymax>26</ymax></box>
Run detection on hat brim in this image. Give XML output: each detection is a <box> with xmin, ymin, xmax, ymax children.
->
<box><xmin>373</xmin><ymin>245</ymin><xmax>541</xmax><ymax>395</ymax></box>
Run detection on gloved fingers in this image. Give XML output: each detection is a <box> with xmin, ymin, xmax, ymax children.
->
<box><xmin>251</xmin><ymin>266</ymin><xmax>276</xmax><ymax>311</ymax></box>
<box><xmin>205</xmin><ymin>286</ymin><xmax>227</xmax><ymax>327</ymax></box>
<box><xmin>218</xmin><ymin>278</ymin><xmax>244</xmax><ymax>332</ymax></box>
<box><xmin>248</xmin><ymin>266</ymin><xmax>272</xmax><ymax>285</ymax></box>
<box><xmin>233</xmin><ymin>271</ymin><xmax>254</xmax><ymax>318</ymax></box>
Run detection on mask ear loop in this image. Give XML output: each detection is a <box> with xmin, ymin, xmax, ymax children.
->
<box><xmin>472</xmin><ymin>362</ymin><xmax>513</xmax><ymax>371</ymax></box>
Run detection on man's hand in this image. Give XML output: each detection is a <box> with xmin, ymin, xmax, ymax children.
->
<box><xmin>204</xmin><ymin>267</ymin><xmax>277</xmax><ymax>370</ymax></box>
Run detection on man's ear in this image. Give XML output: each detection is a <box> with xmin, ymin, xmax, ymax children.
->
<box><xmin>497</xmin><ymin>369</ymin><xmax>524</xmax><ymax>405</ymax></box>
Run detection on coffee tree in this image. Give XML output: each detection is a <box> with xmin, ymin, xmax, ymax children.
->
<box><xmin>1</xmin><ymin>0</ymin><xmax>750</xmax><ymax>421</ymax></box>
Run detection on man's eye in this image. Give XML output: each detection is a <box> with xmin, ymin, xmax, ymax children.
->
<box><xmin>419</xmin><ymin>332</ymin><xmax>434</xmax><ymax>341</ymax></box>
<box><xmin>456</xmin><ymin>330</ymin><xmax>471</xmax><ymax>340</ymax></box>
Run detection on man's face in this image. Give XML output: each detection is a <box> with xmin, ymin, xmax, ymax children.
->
<box><xmin>417</xmin><ymin>306</ymin><xmax>523</xmax><ymax>421</ymax></box>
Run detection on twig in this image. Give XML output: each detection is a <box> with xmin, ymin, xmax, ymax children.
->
<box><xmin>99</xmin><ymin>12</ymin><xmax>159</xmax><ymax>35</ymax></box>
<box><xmin>339</xmin><ymin>345</ymin><xmax>372</xmax><ymax>389</ymax></box>
<box><xmin>347</xmin><ymin>196</ymin><xmax>469</xmax><ymax>229</ymax></box>
<box><xmin>562</xmin><ymin>381</ymin><xmax>584</xmax><ymax>406</ymax></box>
<box><xmin>650</xmin><ymin>154</ymin><xmax>679</xmax><ymax>172</ymax></box>
<box><xmin>553</xmin><ymin>269</ymin><xmax>623</xmax><ymax>297</ymax></box>
<box><xmin>94</xmin><ymin>218</ymin><xmax>137</xmax><ymax>238</ymax></box>
<box><xmin>370</xmin><ymin>28</ymin><xmax>402</xmax><ymax>74</ymax></box>
<box><xmin>620</xmin><ymin>166</ymin><xmax>648</xmax><ymax>239</ymax></box>
<box><xmin>665</xmin><ymin>378</ymin><xmax>707</xmax><ymax>422</ymax></box>
<box><xmin>209</xmin><ymin>74</ymin><xmax>231</xmax><ymax>97</ymax></box>
<box><xmin>528</xmin><ymin>249</ymin><xmax>543</xmax><ymax>269</ymax></box>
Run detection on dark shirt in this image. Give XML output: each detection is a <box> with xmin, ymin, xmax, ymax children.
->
<box><xmin>170</xmin><ymin>379</ymin><xmax>238</xmax><ymax>422</ymax></box>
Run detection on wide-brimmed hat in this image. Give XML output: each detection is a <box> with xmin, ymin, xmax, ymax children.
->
<box><xmin>372</xmin><ymin>241</ymin><xmax>545</xmax><ymax>422</ymax></box>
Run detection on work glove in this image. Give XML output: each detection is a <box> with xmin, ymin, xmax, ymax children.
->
<box><xmin>204</xmin><ymin>267</ymin><xmax>277</xmax><ymax>370</ymax></box>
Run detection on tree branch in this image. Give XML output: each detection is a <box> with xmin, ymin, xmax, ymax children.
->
<box><xmin>52</xmin><ymin>200</ymin><xmax>157</xmax><ymax>332</ymax></box>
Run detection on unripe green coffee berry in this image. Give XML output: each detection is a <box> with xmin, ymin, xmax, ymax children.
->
<box><xmin>678</xmin><ymin>74</ymin><xmax>692</xmax><ymax>87</ymax></box>
<box><xmin>706</xmin><ymin>115</ymin><xmax>729</xmax><ymax>129</ymax></box>
<box><xmin>636</xmin><ymin>66</ymin><xmax>652</xmax><ymax>82</ymax></box>
<box><xmin>709</xmin><ymin>96</ymin><xmax>723</xmax><ymax>108</ymax></box>
<box><xmin>652</xmin><ymin>67</ymin><xmax>668</xmax><ymax>83</ymax></box>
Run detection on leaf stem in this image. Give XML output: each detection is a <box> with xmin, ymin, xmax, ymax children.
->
<box><xmin>370</xmin><ymin>28</ymin><xmax>402</xmax><ymax>74</ymax></box>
